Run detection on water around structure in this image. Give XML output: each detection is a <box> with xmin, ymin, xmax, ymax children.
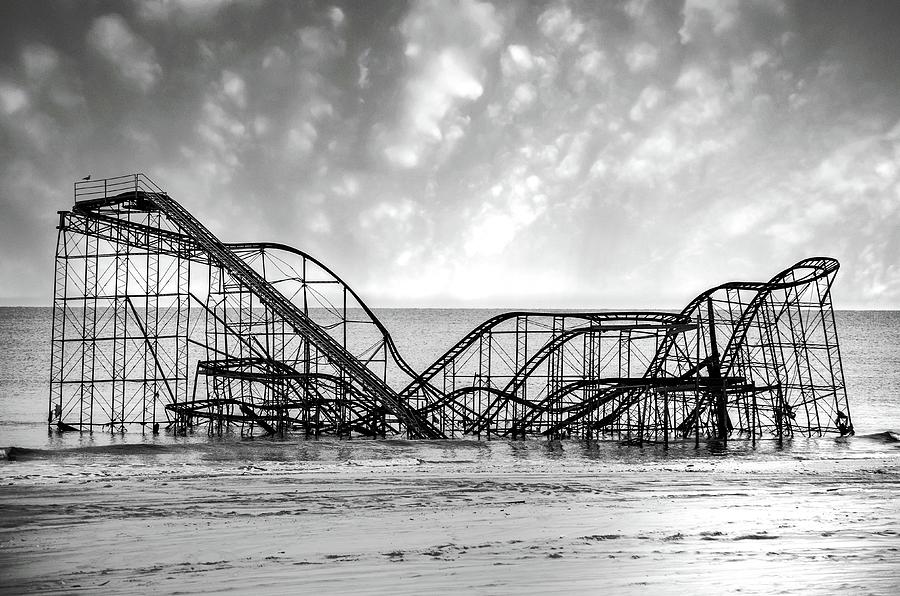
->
<box><xmin>2</xmin><ymin>308</ymin><xmax>899</xmax><ymax>593</ymax></box>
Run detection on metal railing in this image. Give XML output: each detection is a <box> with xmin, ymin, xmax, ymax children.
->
<box><xmin>74</xmin><ymin>173</ymin><xmax>164</xmax><ymax>203</ymax></box>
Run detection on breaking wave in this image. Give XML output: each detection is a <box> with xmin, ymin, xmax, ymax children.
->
<box><xmin>859</xmin><ymin>431</ymin><xmax>900</xmax><ymax>443</ymax></box>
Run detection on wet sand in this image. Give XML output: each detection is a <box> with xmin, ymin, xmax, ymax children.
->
<box><xmin>2</xmin><ymin>439</ymin><xmax>899</xmax><ymax>594</ymax></box>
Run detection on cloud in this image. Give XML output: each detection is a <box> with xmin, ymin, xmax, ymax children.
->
<box><xmin>406</xmin><ymin>48</ymin><xmax>484</xmax><ymax>139</ymax></box>
<box><xmin>0</xmin><ymin>1</ymin><xmax>898</xmax><ymax>308</ymax></box>
<box><xmin>464</xmin><ymin>211</ymin><xmax>518</xmax><ymax>256</ymax></box>
<box><xmin>298</xmin><ymin>26</ymin><xmax>345</xmax><ymax>62</ymax></box>
<box><xmin>357</xmin><ymin>49</ymin><xmax>371</xmax><ymax>89</ymax></box>
<box><xmin>136</xmin><ymin>0</ymin><xmax>245</xmax><ymax>26</ymax></box>
<box><xmin>673</xmin><ymin>66</ymin><xmax>726</xmax><ymax>125</ymax></box>
<box><xmin>87</xmin><ymin>14</ymin><xmax>162</xmax><ymax>92</ymax></box>
<box><xmin>308</xmin><ymin>211</ymin><xmax>331</xmax><ymax>234</ymax></box>
<box><xmin>328</xmin><ymin>6</ymin><xmax>344</xmax><ymax>27</ymax></box>
<box><xmin>16</xmin><ymin>43</ymin><xmax>85</xmax><ymax>111</ymax></box>
<box><xmin>501</xmin><ymin>45</ymin><xmax>534</xmax><ymax>77</ymax></box>
<box><xmin>0</xmin><ymin>82</ymin><xmax>28</xmax><ymax>114</ymax></box>
<box><xmin>625</xmin><ymin>41</ymin><xmax>659</xmax><ymax>72</ymax></box>
<box><xmin>360</xmin><ymin>199</ymin><xmax>417</xmax><ymax>231</ymax></box>
<box><xmin>554</xmin><ymin>132</ymin><xmax>590</xmax><ymax>180</ymax></box>
<box><xmin>679</xmin><ymin>0</ymin><xmax>788</xmax><ymax>46</ymax></box>
<box><xmin>331</xmin><ymin>174</ymin><xmax>359</xmax><ymax>198</ymax></box>
<box><xmin>0</xmin><ymin>79</ymin><xmax>60</xmax><ymax>154</ymax></box>
<box><xmin>679</xmin><ymin>0</ymin><xmax>740</xmax><ymax>43</ymax></box>
<box><xmin>220</xmin><ymin>70</ymin><xmax>246</xmax><ymax>108</ymax></box>
<box><xmin>353</xmin><ymin>196</ymin><xmax>430</xmax><ymax>271</ymax></box>
<box><xmin>286</xmin><ymin>121</ymin><xmax>317</xmax><ymax>157</ymax></box>
<box><xmin>537</xmin><ymin>4</ymin><xmax>585</xmax><ymax>46</ymax></box>
<box><xmin>576</xmin><ymin>48</ymin><xmax>611</xmax><ymax>82</ymax></box>
<box><xmin>629</xmin><ymin>85</ymin><xmax>664</xmax><ymax>122</ymax></box>
<box><xmin>729</xmin><ymin>50</ymin><xmax>772</xmax><ymax>100</ymax></box>
<box><xmin>463</xmin><ymin>167</ymin><xmax>548</xmax><ymax>258</ymax></box>
<box><xmin>377</xmin><ymin>0</ymin><xmax>503</xmax><ymax>169</ymax></box>
<box><xmin>508</xmin><ymin>83</ymin><xmax>536</xmax><ymax>114</ymax></box>
<box><xmin>21</xmin><ymin>44</ymin><xmax>59</xmax><ymax>81</ymax></box>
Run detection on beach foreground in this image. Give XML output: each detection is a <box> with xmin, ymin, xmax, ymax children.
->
<box><xmin>1</xmin><ymin>437</ymin><xmax>899</xmax><ymax>594</ymax></box>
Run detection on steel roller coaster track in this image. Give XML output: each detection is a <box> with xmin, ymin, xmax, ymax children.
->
<box><xmin>49</xmin><ymin>174</ymin><xmax>852</xmax><ymax>443</ymax></box>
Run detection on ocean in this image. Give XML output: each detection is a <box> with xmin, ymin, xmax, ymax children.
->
<box><xmin>2</xmin><ymin>308</ymin><xmax>899</xmax><ymax>446</ymax></box>
<box><xmin>1</xmin><ymin>307</ymin><xmax>899</xmax><ymax>594</ymax></box>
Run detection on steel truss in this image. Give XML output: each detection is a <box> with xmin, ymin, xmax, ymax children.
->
<box><xmin>49</xmin><ymin>174</ymin><xmax>852</xmax><ymax>443</ymax></box>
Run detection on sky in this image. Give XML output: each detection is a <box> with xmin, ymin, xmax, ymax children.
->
<box><xmin>1</xmin><ymin>0</ymin><xmax>899</xmax><ymax>309</ymax></box>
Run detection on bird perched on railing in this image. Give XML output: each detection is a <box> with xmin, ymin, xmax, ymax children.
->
<box><xmin>81</xmin><ymin>175</ymin><xmax>91</xmax><ymax>181</ymax></box>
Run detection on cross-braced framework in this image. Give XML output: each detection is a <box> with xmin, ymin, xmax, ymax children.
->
<box><xmin>49</xmin><ymin>174</ymin><xmax>853</xmax><ymax>443</ymax></box>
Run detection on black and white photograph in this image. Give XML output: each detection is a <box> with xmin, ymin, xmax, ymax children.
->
<box><xmin>1</xmin><ymin>1</ymin><xmax>898</xmax><ymax>593</ymax></box>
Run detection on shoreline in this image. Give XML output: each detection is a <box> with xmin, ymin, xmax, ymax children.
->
<box><xmin>3</xmin><ymin>443</ymin><xmax>900</xmax><ymax>594</ymax></box>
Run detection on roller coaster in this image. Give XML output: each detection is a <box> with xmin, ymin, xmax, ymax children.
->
<box><xmin>49</xmin><ymin>174</ymin><xmax>852</xmax><ymax>443</ymax></box>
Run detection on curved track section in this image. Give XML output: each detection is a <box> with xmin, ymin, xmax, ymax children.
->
<box><xmin>226</xmin><ymin>242</ymin><xmax>421</xmax><ymax>388</ymax></box>
<box><xmin>619</xmin><ymin>257</ymin><xmax>850</xmax><ymax>442</ymax></box>
<box><xmin>401</xmin><ymin>312</ymin><xmax>693</xmax><ymax>438</ymax></box>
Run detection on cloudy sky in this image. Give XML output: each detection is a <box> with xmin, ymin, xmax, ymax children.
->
<box><xmin>1</xmin><ymin>0</ymin><xmax>898</xmax><ymax>308</ymax></box>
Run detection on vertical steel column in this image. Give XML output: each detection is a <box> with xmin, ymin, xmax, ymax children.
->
<box><xmin>707</xmin><ymin>298</ymin><xmax>728</xmax><ymax>442</ymax></box>
<box><xmin>48</xmin><ymin>215</ymin><xmax>68</xmax><ymax>428</ymax></box>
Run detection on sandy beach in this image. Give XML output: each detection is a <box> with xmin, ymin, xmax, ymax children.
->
<box><xmin>2</xmin><ymin>437</ymin><xmax>899</xmax><ymax>594</ymax></box>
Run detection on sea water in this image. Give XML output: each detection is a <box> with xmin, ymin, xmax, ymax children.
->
<box><xmin>1</xmin><ymin>308</ymin><xmax>898</xmax><ymax>448</ymax></box>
